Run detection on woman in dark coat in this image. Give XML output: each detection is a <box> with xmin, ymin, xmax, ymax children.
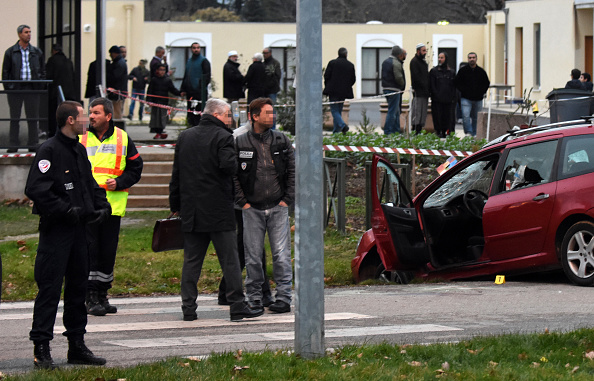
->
<box><xmin>243</xmin><ymin>53</ymin><xmax>267</xmax><ymax>104</ymax></box>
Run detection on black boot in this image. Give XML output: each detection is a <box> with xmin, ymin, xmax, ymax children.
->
<box><xmin>34</xmin><ymin>341</ymin><xmax>56</xmax><ymax>370</ymax></box>
<box><xmin>230</xmin><ymin>302</ymin><xmax>264</xmax><ymax>322</ymax></box>
<box><xmin>98</xmin><ymin>291</ymin><xmax>117</xmax><ymax>313</ymax></box>
<box><xmin>86</xmin><ymin>290</ymin><xmax>107</xmax><ymax>316</ymax></box>
<box><xmin>67</xmin><ymin>340</ymin><xmax>106</xmax><ymax>365</ymax></box>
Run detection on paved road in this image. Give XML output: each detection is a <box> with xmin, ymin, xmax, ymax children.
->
<box><xmin>2</xmin><ymin>279</ymin><xmax>594</xmax><ymax>374</ymax></box>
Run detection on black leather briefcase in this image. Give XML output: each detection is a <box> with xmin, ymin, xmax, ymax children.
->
<box><xmin>151</xmin><ymin>217</ymin><xmax>184</xmax><ymax>252</ymax></box>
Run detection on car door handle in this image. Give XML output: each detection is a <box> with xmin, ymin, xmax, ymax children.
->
<box><xmin>533</xmin><ymin>193</ymin><xmax>549</xmax><ymax>201</ymax></box>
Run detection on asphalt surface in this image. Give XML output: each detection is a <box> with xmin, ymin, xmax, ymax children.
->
<box><xmin>2</xmin><ymin>277</ymin><xmax>594</xmax><ymax>375</ymax></box>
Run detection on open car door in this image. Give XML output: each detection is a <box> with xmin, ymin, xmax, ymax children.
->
<box><xmin>371</xmin><ymin>154</ymin><xmax>430</xmax><ymax>271</ymax></box>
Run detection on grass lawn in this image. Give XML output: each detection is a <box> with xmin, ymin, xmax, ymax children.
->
<box><xmin>1</xmin><ymin>205</ymin><xmax>357</xmax><ymax>301</ymax></box>
<box><xmin>5</xmin><ymin>329</ymin><xmax>594</xmax><ymax>380</ymax></box>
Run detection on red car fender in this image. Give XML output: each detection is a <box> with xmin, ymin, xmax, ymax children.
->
<box><xmin>351</xmin><ymin>229</ymin><xmax>379</xmax><ymax>283</ymax></box>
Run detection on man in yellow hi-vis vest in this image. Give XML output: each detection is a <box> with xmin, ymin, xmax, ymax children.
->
<box><xmin>82</xmin><ymin>97</ymin><xmax>143</xmax><ymax>316</ymax></box>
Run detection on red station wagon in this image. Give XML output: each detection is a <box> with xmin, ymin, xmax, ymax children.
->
<box><xmin>352</xmin><ymin>121</ymin><xmax>594</xmax><ymax>286</ymax></box>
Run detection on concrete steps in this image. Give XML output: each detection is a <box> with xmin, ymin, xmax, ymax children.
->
<box><xmin>127</xmin><ymin>151</ymin><xmax>173</xmax><ymax>209</ymax></box>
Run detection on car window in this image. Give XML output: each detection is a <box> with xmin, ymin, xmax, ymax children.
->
<box><xmin>376</xmin><ymin>162</ymin><xmax>412</xmax><ymax>208</ymax></box>
<box><xmin>559</xmin><ymin>135</ymin><xmax>594</xmax><ymax>179</ymax></box>
<box><xmin>499</xmin><ymin>140</ymin><xmax>557</xmax><ymax>193</ymax></box>
<box><xmin>424</xmin><ymin>155</ymin><xmax>498</xmax><ymax>208</ymax></box>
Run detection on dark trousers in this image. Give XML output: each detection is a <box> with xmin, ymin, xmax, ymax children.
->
<box><xmin>8</xmin><ymin>92</ymin><xmax>40</xmax><ymax>147</ymax></box>
<box><xmin>181</xmin><ymin>230</ymin><xmax>245</xmax><ymax>316</ymax></box>
<box><xmin>87</xmin><ymin>215</ymin><xmax>121</xmax><ymax>292</ymax></box>
<box><xmin>218</xmin><ymin>209</ymin><xmax>271</xmax><ymax>302</ymax></box>
<box><xmin>432</xmin><ymin>101</ymin><xmax>454</xmax><ymax>137</ymax></box>
<box><xmin>30</xmin><ymin>222</ymin><xmax>88</xmax><ymax>343</ymax></box>
<box><xmin>186</xmin><ymin>94</ymin><xmax>203</xmax><ymax>127</ymax></box>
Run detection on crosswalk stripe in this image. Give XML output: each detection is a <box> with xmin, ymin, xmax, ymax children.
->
<box><xmin>0</xmin><ymin>305</ymin><xmax>227</xmax><ymax>321</ymax></box>
<box><xmin>56</xmin><ymin>313</ymin><xmax>373</xmax><ymax>333</ymax></box>
<box><xmin>105</xmin><ymin>324</ymin><xmax>463</xmax><ymax>348</ymax></box>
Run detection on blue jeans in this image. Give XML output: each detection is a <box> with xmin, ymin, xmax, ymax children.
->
<box><xmin>128</xmin><ymin>91</ymin><xmax>145</xmax><ymax>120</ymax></box>
<box><xmin>243</xmin><ymin>204</ymin><xmax>292</xmax><ymax>304</ymax></box>
<box><xmin>330</xmin><ymin>101</ymin><xmax>346</xmax><ymax>133</ymax></box>
<box><xmin>267</xmin><ymin>93</ymin><xmax>278</xmax><ymax>130</ymax></box>
<box><xmin>461</xmin><ymin>98</ymin><xmax>483</xmax><ymax>136</ymax></box>
<box><xmin>383</xmin><ymin>90</ymin><xmax>401</xmax><ymax>134</ymax></box>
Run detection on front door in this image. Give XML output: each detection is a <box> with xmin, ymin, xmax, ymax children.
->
<box><xmin>371</xmin><ymin>154</ymin><xmax>428</xmax><ymax>271</ymax></box>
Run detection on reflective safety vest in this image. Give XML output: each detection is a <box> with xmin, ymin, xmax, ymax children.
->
<box><xmin>81</xmin><ymin>128</ymin><xmax>129</xmax><ymax>216</ymax></box>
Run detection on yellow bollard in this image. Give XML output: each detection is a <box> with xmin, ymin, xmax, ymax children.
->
<box><xmin>494</xmin><ymin>275</ymin><xmax>505</xmax><ymax>284</ymax></box>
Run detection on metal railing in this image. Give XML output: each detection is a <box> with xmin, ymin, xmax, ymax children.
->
<box><xmin>0</xmin><ymin>80</ymin><xmax>51</xmax><ymax>152</ymax></box>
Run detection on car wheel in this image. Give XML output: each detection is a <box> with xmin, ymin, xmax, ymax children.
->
<box><xmin>560</xmin><ymin>221</ymin><xmax>594</xmax><ymax>286</ymax></box>
<box><xmin>374</xmin><ymin>263</ymin><xmax>414</xmax><ymax>284</ymax></box>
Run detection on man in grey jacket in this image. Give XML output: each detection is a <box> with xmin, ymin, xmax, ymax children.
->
<box><xmin>381</xmin><ymin>45</ymin><xmax>407</xmax><ymax>134</ymax></box>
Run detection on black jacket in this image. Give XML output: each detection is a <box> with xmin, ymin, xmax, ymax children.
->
<box><xmin>129</xmin><ymin>65</ymin><xmax>149</xmax><ymax>91</ymax></box>
<box><xmin>84</xmin><ymin>60</ymin><xmax>109</xmax><ymax>99</ymax></box>
<box><xmin>147</xmin><ymin>76</ymin><xmax>181</xmax><ymax>105</ymax></box>
<box><xmin>25</xmin><ymin>130</ymin><xmax>110</xmax><ymax>226</ymax></box>
<box><xmin>410</xmin><ymin>54</ymin><xmax>430</xmax><ymax>97</ymax></box>
<box><xmin>263</xmin><ymin>56</ymin><xmax>281</xmax><ymax>94</ymax></box>
<box><xmin>454</xmin><ymin>64</ymin><xmax>490</xmax><ymax>101</ymax></box>
<box><xmin>381</xmin><ymin>56</ymin><xmax>405</xmax><ymax>91</ymax></box>
<box><xmin>223</xmin><ymin>59</ymin><xmax>244</xmax><ymax>99</ymax></box>
<box><xmin>323</xmin><ymin>56</ymin><xmax>356</xmax><ymax>100</ymax></box>
<box><xmin>106</xmin><ymin>55</ymin><xmax>128</xmax><ymax>100</ymax></box>
<box><xmin>234</xmin><ymin>129</ymin><xmax>295</xmax><ymax>210</ymax></box>
<box><xmin>2</xmin><ymin>41</ymin><xmax>45</xmax><ymax>89</ymax></box>
<box><xmin>169</xmin><ymin>114</ymin><xmax>237</xmax><ymax>232</ymax></box>
<box><xmin>46</xmin><ymin>51</ymin><xmax>76</xmax><ymax>101</ymax></box>
<box><xmin>244</xmin><ymin>61</ymin><xmax>267</xmax><ymax>103</ymax></box>
<box><xmin>430</xmin><ymin>64</ymin><xmax>456</xmax><ymax>104</ymax></box>
<box><xmin>565</xmin><ymin>79</ymin><xmax>586</xmax><ymax>90</ymax></box>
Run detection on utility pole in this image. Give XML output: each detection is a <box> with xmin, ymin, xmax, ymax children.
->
<box><xmin>294</xmin><ymin>0</ymin><xmax>325</xmax><ymax>359</ymax></box>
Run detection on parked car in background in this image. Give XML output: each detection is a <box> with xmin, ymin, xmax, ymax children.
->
<box><xmin>352</xmin><ymin>120</ymin><xmax>594</xmax><ymax>286</ymax></box>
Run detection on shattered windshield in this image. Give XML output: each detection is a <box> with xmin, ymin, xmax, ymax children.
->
<box><xmin>424</xmin><ymin>155</ymin><xmax>498</xmax><ymax>208</ymax></box>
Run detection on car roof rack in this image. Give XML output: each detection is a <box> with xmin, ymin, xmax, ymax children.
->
<box><xmin>482</xmin><ymin>117</ymin><xmax>593</xmax><ymax>148</ymax></box>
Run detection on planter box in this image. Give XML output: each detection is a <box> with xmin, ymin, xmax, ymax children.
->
<box><xmin>323</xmin><ymin>101</ymin><xmax>351</xmax><ymax>130</ymax></box>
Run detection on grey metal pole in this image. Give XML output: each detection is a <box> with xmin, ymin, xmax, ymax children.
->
<box><xmin>96</xmin><ymin>0</ymin><xmax>106</xmax><ymax>94</ymax></box>
<box><xmin>294</xmin><ymin>0</ymin><xmax>324</xmax><ymax>358</ymax></box>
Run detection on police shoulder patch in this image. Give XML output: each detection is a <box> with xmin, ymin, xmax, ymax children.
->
<box><xmin>38</xmin><ymin>160</ymin><xmax>51</xmax><ymax>173</ymax></box>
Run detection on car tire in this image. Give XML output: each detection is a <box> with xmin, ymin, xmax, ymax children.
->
<box><xmin>374</xmin><ymin>263</ymin><xmax>414</xmax><ymax>284</ymax></box>
<box><xmin>560</xmin><ymin>221</ymin><xmax>594</xmax><ymax>286</ymax></box>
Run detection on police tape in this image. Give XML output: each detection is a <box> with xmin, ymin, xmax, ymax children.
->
<box><xmin>131</xmin><ymin>143</ymin><xmax>473</xmax><ymax>157</ymax></box>
<box><xmin>106</xmin><ymin>88</ymin><xmax>202</xmax><ymax>115</ymax></box>
<box><xmin>2</xmin><ymin>145</ymin><xmax>473</xmax><ymax>158</ymax></box>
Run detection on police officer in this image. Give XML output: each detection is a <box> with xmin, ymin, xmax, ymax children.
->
<box><xmin>25</xmin><ymin>101</ymin><xmax>111</xmax><ymax>369</ymax></box>
<box><xmin>82</xmin><ymin>97</ymin><xmax>143</xmax><ymax>316</ymax></box>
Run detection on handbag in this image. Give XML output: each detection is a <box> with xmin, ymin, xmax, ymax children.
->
<box><xmin>151</xmin><ymin>216</ymin><xmax>184</xmax><ymax>252</ymax></box>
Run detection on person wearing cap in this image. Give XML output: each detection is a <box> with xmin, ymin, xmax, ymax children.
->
<box><xmin>127</xmin><ymin>59</ymin><xmax>149</xmax><ymax>121</ymax></box>
<box><xmin>410</xmin><ymin>43</ymin><xmax>430</xmax><ymax>134</ymax></box>
<box><xmin>223</xmin><ymin>50</ymin><xmax>245</xmax><ymax>103</ymax></box>
<box><xmin>244</xmin><ymin>53</ymin><xmax>267</xmax><ymax>104</ymax></box>
<box><xmin>46</xmin><ymin>43</ymin><xmax>76</xmax><ymax>137</ymax></box>
<box><xmin>106</xmin><ymin>45</ymin><xmax>128</xmax><ymax>120</ymax></box>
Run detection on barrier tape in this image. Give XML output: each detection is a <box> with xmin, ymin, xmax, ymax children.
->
<box><xmin>2</xmin><ymin>144</ymin><xmax>473</xmax><ymax>158</ymax></box>
<box><xmin>107</xmin><ymin>88</ymin><xmax>202</xmax><ymax>116</ymax></box>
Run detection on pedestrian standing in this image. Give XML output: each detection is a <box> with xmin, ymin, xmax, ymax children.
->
<box><xmin>223</xmin><ymin>50</ymin><xmax>244</xmax><ymax>103</ymax></box>
<box><xmin>46</xmin><ymin>43</ymin><xmax>76</xmax><ymax>137</ymax></box>
<box><xmin>106</xmin><ymin>45</ymin><xmax>128</xmax><ymax>120</ymax></box>
<box><xmin>235</xmin><ymin>98</ymin><xmax>295</xmax><ymax>313</ymax></box>
<box><xmin>244</xmin><ymin>53</ymin><xmax>266</xmax><ymax>104</ymax></box>
<box><xmin>381</xmin><ymin>45</ymin><xmax>406</xmax><ymax>134</ymax></box>
<box><xmin>169</xmin><ymin>98</ymin><xmax>264</xmax><ymax>322</ymax></box>
<box><xmin>454</xmin><ymin>52</ymin><xmax>490</xmax><ymax>137</ymax></box>
<box><xmin>82</xmin><ymin>97</ymin><xmax>143</xmax><ymax>316</ymax></box>
<box><xmin>25</xmin><ymin>101</ymin><xmax>111</xmax><ymax>369</ymax></box>
<box><xmin>180</xmin><ymin>42</ymin><xmax>211</xmax><ymax>127</ymax></box>
<box><xmin>127</xmin><ymin>59</ymin><xmax>149</xmax><ymax>121</ymax></box>
<box><xmin>410</xmin><ymin>43</ymin><xmax>430</xmax><ymax>134</ymax></box>
<box><xmin>323</xmin><ymin>47</ymin><xmax>356</xmax><ymax>134</ymax></box>
<box><xmin>430</xmin><ymin>52</ymin><xmax>457</xmax><ymax>137</ymax></box>
<box><xmin>147</xmin><ymin>64</ymin><xmax>181</xmax><ymax>139</ymax></box>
